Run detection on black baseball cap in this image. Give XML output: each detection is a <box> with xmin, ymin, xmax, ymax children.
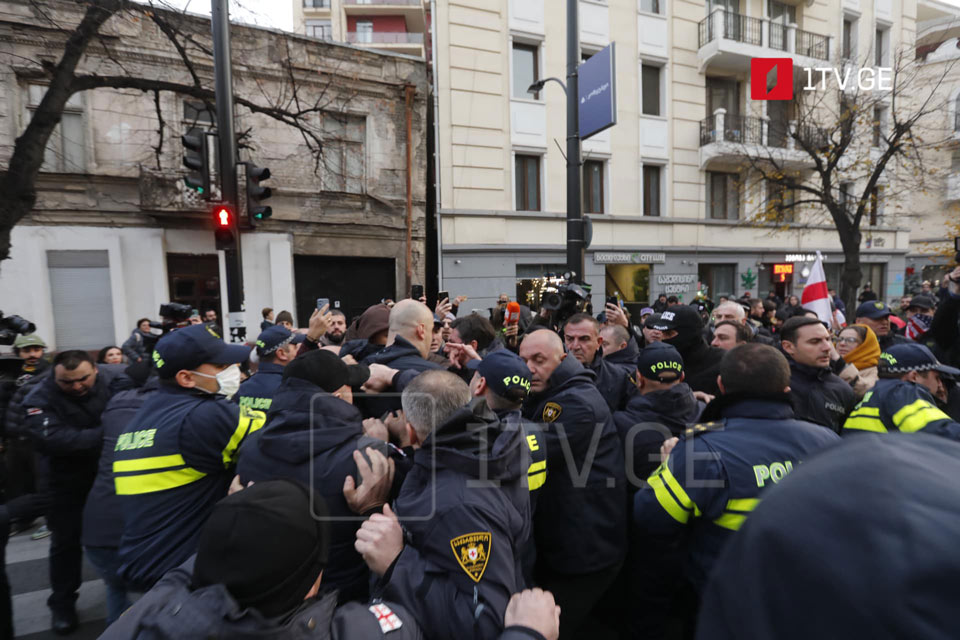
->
<box><xmin>907</xmin><ymin>295</ymin><xmax>936</xmax><ymax>311</ymax></box>
<box><xmin>282</xmin><ymin>349</ymin><xmax>370</xmax><ymax>392</ymax></box>
<box><xmin>650</xmin><ymin>305</ymin><xmax>703</xmax><ymax>333</ymax></box>
<box><xmin>878</xmin><ymin>344</ymin><xmax>960</xmax><ymax>377</ymax></box>
<box><xmin>255</xmin><ymin>325</ymin><xmax>305</xmax><ymax>357</ymax></box>
<box><xmin>466</xmin><ymin>350</ymin><xmax>532</xmax><ymax>397</ymax></box>
<box><xmin>151</xmin><ymin>323</ymin><xmax>251</xmax><ymax>379</ymax></box>
<box><xmin>856</xmin><ymin>300</ymin><xmax>891</xmax><ymax>320</ymax></box>
<box><xmin>637</xmin><ymin>342</ymin><xmax>685</xmax><ymax>382</ymax></box>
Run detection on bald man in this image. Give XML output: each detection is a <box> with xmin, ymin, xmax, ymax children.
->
<box><xmin>712</xmin><ymin>301</ymin><xmax>747</xmax><ymax>326</ymax></box>
<box><xmin>518</xmin><ymin>329</ymin><xmax>626</xmax><ymax>638</ymax></box>
<box><xmin>361</xmin><ymin>299</ymin><xmax>443</xmax><ymax>417</ymax></box>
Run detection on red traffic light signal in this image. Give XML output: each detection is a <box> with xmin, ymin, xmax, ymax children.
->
<box><xmin>215</xmin><ymin>206</ymin><xmax>232</xmax><ymax>227</ymax></box>
<box><xmin>212</xmin><ymin>205</ymin><xmax>237</xmax><ymax>250</ymax></box>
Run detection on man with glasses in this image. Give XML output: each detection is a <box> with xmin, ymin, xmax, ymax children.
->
<box><xmin>23</xmin><ymin>350</ymin><xmax>132</xmax><ymax>634</ymax></box>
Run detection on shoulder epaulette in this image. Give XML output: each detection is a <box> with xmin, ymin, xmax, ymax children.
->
<box><xmin>683</xmin><ymin>421</ymin><xmax>724</xmax><ymax>438</ymax></box>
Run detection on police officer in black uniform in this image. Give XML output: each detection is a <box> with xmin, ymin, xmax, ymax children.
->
<box><xmin>236</xmin><ymin>324</ymin><xmax>304</xmax><ymax>412</ymax></box>
<box><xmin>518</xmin><ymin>329</ymin><xmax>626</xmax><ymax>639</ymax></box>
<box><xmin>632</xmin><ymin>343</ymin><xmax>840</xmax><ymax>639</ymax></box>
<box><xmin>23</xmin><ymin>350</ymin><xmax>132</xmax><ymax>633</ymax></box>
<box><xmin>114</xmin><ymin>324</ymin><xmax>265</xmax><ymax>591</ymax></box>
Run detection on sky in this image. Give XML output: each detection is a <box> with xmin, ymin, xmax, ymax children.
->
<box><xmin>154</xmin><ymin>0</ymin><xmax>294</xmax><ymax>32</ymax></box>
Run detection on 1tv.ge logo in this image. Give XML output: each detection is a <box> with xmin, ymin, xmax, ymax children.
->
<box><xmin>750</xmin><ymin>58</ymin><xmax>894</xmax><ymax>101</ymax></box>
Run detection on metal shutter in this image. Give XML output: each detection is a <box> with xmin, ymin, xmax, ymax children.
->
<box><xmin>47</xmin><ymin>250</ymin><xmax>117</xmax><ymax>351</ymax></box>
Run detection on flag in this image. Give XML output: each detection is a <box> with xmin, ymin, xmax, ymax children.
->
<box><xmin>801</xmin><ymin>252</ymin><xmax>832</xmax><ymax>325</ymax></box>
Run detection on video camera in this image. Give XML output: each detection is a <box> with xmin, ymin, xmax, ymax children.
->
<box><xmin>0</xmin><ymin>311</ymin><xmax>36</xmax><ymax>346</ymax></box>
<box><xmin>157</xmin><ymin>302</ymin><xmax>194</xmax><ymax>334</ymax></box>
<box><xmin>540</xmin><ymin>274</ymin><xmax>591</xmax><ymax>328</ymax></box>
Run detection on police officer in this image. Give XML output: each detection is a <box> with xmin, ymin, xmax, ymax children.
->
<box><xmin>632</xmin><ymin>343</ymin><xmax>840</xmax><ymax>639</ymax></box>
<box><xmin>23</xmin><ymin>350</ymin><xmax>132</xmax><ymax>633</ymax></box>
<box><xmin>355</xmin><ymin>370</ymin><xmax>530</xmax><ymax>640</ymax></box>
<box><xmin>114</xmin><ymin>324</ymin><xmax>265</xmax><ymax>591</ymax></box>
<box><xmin>102</xmin><ymin>480</ymin><xmax>422</xmax><ymax>639</ymax></box>
<box><xmin>854</xmin><ymin>300</ymin><xmax>911</xmax><ymax>350</ymax></box>
<box><xmin>562</xmin><ymin>313</ymin><xmax>635</xmax><ymax>412</ymax></box>
<box><xmin>843</xmin><ymin>343</ymin><xmax>960</xmax><ymax>439</ymax></box>
<box><xmin>237</xmin><ymin>349</ymin><xmax>384</xmax><ymax>603</ymax></box>
<box><xmin>614</xmin><ymin>342</ymin><xmax>703</xmax><ymax>483</ymax></box>
<box><xmin>518</xmin><ymin>329</ymin><xmax>626</xmax><ymax>639</ymax></box>
<box><xmin>237</xmin><ymin>324</ymin><xmax>304</xmax><ymax>412</ymax></box>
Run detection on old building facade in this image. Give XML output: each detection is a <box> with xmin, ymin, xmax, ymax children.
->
<box><xmin>0</xmin><ymin>0</ymin><xmax>427</xmax><ymax>350</ymax></box>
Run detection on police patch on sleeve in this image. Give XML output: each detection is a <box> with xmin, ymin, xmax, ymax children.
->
<box><xmin>542</xmin><ymin>402</ymin><xmax>562</xmax><ymax>423</ymax></box>
<box><xmin>368</xmin><ymin>603</ymin><xmax>403</xmax><ymax>633</ymax></box>
<box><xmin>450</xmin><ymin>532</ymin><xmax>492</xmax><ymax>582</ymax></box>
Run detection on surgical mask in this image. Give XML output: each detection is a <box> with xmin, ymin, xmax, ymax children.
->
<box><xmin>191</xmin><ymin>364</ymin><xmax>242</xmax><ymax>400</ymax></box>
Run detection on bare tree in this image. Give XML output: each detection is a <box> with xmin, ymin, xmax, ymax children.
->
<box><xmin>0</xmin><ymin>0</ymin><xmax>358</xmax><ymax>263</ymax></box>
<box><xmin>722</xmin><ymin>46</ymin><xmax>958</xmax><ymax>311</ymax></box>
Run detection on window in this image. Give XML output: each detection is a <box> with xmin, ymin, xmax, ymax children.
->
<box><xmin>954</xmin><ymin>94</ymin><xmax>960</xmax><ymax>132</ymax></box>
<box><xmin>303</xmin><ymin>0</ymin><xmax>330</xmax><ymax>6</ymax></box>
<box><xmin>26</xmin><ymin>84</ymin><xmax>84</xmax><ymax>173</ymax></box>
<box><xmin>643</xmin><ymin>165</ymin><xmax>661</xmax><ymax>216</ymax></box>
<box><xmin>640</xmin><ymin>0</ymin><xmax>661</xmax><ymax>14</ymax></box>
<box><xmin>766</xmin><ymin>181</ymin><xmax>795</xmax><ymax>222</ymax></box>
<box><xmin>641</xmin><ymin>64</ymin><xmax>661</xmax><ymax>116</ymax></box>
<box><xmin>868</xmin><ymin>184</ymin><xmax>884</xmax><ymax>226</ymax></box>
<box><xmin>306</xmin><ymin>19</ymin><xmax>332</xmax><ymax>39</ymax></box>
<box><xmin>768</xmin><ymin>0</ymin><xmax>796</xmax><ymax>25</ymax></box>
<box><xmin>839</xmin><ymin>181</ymin><xmax>854</xmax><ymax>218</ymax></box>
<box><xmin>872</xmin><ymin>106</ymin><xmax>885</xmax><ymax>147</ymax></box>
<box><xmin>322</xmin><ymin>112</ymin><xmax>366</xmax><ymax>194</ymax></box>
<box><xmin>47</xmin><ymin>250</ymin><xmax>116</xmax><ymax>350</ymax></box>
<box><xmin>583</xmin><ymin>160</ymin><xmax>604</xmax><ymax>213</ymax></box>
<box><xmin>512</xmin><ymin>43</ymin><xmax>539</xmax><ymax>99</ymax></box>
<box><xmin>875</xmin><ymin>27</ymin><xmax>888</xmax><ymax>67</ymax></box>
<box><xmin>707</xmin><ymin>172</ymin><xmax>739</xmax><ymax>219</ymax></box>
<box><xmin>356</xmin><ymin>21</ymin><xmax>373</xmax><ymax>43</ymax></box>
<box><xmin>515</xmin><ymin>154</ymin><xmax>541</xmax><ymax>211</ymax></box>
<box><xmin>698</xmin><ymin>264</ymin><xmax>736</xmax><ymax>299</ymax></box>
<box><xmin>842</xmin><ymin>18</ymin><xmax>856</xmax><ymax>58</ymax></box>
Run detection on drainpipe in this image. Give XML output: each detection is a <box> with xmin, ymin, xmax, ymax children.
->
<box><xmin>430</xmin><ymin>0</ymin><xmax>442</xmax><ymax>286</ymax></box>
<box><xmin>405</xmin><ymin>84</ymin><xmax>415</xmax><ymax>295</ymax></box>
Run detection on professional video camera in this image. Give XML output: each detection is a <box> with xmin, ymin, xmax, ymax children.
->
<box><xmin>0</xmin><ymin>311</ymin><xmax>36</xmax><ymax>346</ymax></box>
<box><xmin>539</xmin><ymin>274</ymin><xmax>591</xmax><ymax>328</ymax></box>
<box><xmin>157</xmin><ymin>302</ymin><xmax>194</xmax><ymax>333</ymax></box>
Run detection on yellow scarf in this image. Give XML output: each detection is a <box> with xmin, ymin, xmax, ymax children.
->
<box><xmin>845</xmin><ymin>324</ymin><xmax>881</xmax><ymax>371</ymax></box>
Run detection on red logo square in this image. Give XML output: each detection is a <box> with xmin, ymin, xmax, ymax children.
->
<box><xmin>751</xmin><ymin>58</ymin><xmax>793</xmax><ymax>100</ymax></box>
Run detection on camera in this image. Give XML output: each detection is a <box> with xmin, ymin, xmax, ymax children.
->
<box><xmin>159</xmin><ymin>302</ymin><xmax>193</xmax><ymax>322</ymax></box>
<box><xmin>540</xmin><ymin>275</ymin><xmax>591</xmax><ymax>328</ymax></box>
<box><xmin>0</xmin><ymin>311</ymin><xmax>36</xmax><ymax>346</ymax></box>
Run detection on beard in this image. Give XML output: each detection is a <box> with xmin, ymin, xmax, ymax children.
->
<box><xmin>324</xmin><ymin>331</ymin><xmax>345</xmax><ymax>345</ymax></box>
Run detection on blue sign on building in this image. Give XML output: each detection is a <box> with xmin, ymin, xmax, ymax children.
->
<box><xmin>578</xmin><ymin>42</ymin><xmax>617</xmax><ymax>140</ymax></box>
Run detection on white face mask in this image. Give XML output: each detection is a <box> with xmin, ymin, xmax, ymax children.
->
<box><xmin>191</xmin><ymin>364</ymin><xmax>242</xmax><ymax>400</ymax></box>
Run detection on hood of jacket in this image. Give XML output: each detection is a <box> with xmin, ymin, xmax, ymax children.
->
<box><xmin>543</xmin><ymin>353</ymin><xmax>596</xmax><ymax>395</ymax></box>
<box><xmin>604</xmin><ymin>338</ymin><xmax>640</xmax><ymax>367</ymax></box>
<box><xmin>363</xmin><ymin>335</ymin><xmax>426</xmax><ymax>367</ymax></box>
<box><xmin>698</xmin><ymin>391</ymin><xmax>796</xmax><ymax>423</ymax></box>
<box><xmin>417</xmin><ymin>399</ymin><xmax>525</xmax><ymax>483</ymax></box>
<box><xmin>621</xmin><ymin>382</ymin><xmax>701</xmax><ymax>432</ymax></box>
<box><xmin>255</xmin><ymin>378</ymin><xmax>363</xmax><ymax>465</ymax></box>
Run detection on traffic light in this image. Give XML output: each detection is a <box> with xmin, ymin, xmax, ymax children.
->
<box><xmin>212</xmin><ymin>204</ymin><xmax>237</xmax><ymax>251</ymax></box>
<box><xmin>182</xmin><ymin>134</ymin><xmax>211</xmax><ymax>197</ymax></box>
<box><xmin>246</xmin><ymin>164</ymin><xmax>273</xmax><ymax>224</ymax></box>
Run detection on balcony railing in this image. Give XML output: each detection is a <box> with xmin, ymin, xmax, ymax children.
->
<box><xmin>700</xmin><ymin>112</ymin><xmax>807</xmax><ymax>149</ymax></box>
<box><xmin>343</xmin><ymin>0</ymin><xmax>422</xmax><ymax>5</ymax></box>
<box><xmin>698</xmin><ymin>9</ymin><xmax>829</xmax><ymax>60</ymax></box>
<box><xmin>303</xmin><ymin>0</ymin><xmax>330</xmax><ymax>7</ymax></box>
<box><xmin>346</xmin><ymin>31</ymin><xmax>424</xmax><ymax>44</ymax></box>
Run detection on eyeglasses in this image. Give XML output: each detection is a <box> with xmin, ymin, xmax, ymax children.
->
<box><xmin>836</xmin><ymin>337</ymin><xmax>861</xmax><ymax>345</ymax></box>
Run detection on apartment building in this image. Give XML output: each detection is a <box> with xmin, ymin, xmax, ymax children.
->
<box><xmin>294</xmin><ymin>0</ymin><xmax>428</xmax><ymax>58</ymax></box>
<box><xmin>429</xmin><ymin>0</ymin><xmax>960</xmax><ymax>314</ymax></box>
<box><xmin>0</xmin><ymin>0</ymin><xmax>427</xmax><ymax>351</ymax></box>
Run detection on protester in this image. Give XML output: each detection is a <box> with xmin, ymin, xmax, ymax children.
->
<box><xmin>641</xmin><ymin>313</ymin><xmax>664</xmax><ymax>347</ymax></box>
<box><xmin>631</xmin><ymin>344</ymin><xmax>840</xmax><ymax>639</ymax></box>
<box><xmin>446</xmin><ymin>313</ymin><xmax>498</xmax><ymax>372</ymax></box>
<box><xmin>854</xmin><ymin>301</ymin><xmax>911</xmax><ymax>349</ymax></box>
<box><xmin>260</xmin><ymin>307</ymin><xmax>274</xmax><ymax>331</ymax></box>
<box><xmin>97</xmin><ymin>346</ymin><xmax>124</xmax><ymax>365</ymax></box>
<box><xmin>319</xmin><ymin>309</ymin><xmax>348</xmax><ymax>346</ymax></box>
<box><xmin>236</xmin><ymin>324</ymin><xmax>304</xmax><ymax>412</ymax></box>
<box><xmin>652</xmin><ymin>294</ymin><xmax>669</xmax><ymax>313</ymax></box>
<box><xmin>930</xmin><ymin>266</ymin><xmax>960</xmax><ymax>369</ymax></box>
<box><xmin>114</xmin><ymin>324</ymin><xmax>263</xmax><ymax>592</ymax></box>
<box><xmin>599</xmin><ymin>324</ymin><xmax>629</xmax><ymax>357</ymax></box>
<box><xmin>275</xmin><ymin>310</ymin><xmax>294</xmax><ymax>330</ymax></box>
<box><xmin>834</xmin><ymin>324</ymin><xmax>880</xmax><ymax>398</ymax></box>
<box><xmin>561</xmin><ymin>313</ymin><xmax>634</xmax><ymax>412</ymax></box>
<box><xmin>710</xmin><ymin>320</ymin><xmax>750</xmax><ymax>351</ymax></box>
<box><xmin>121</xmin><ymin>318</ymin><xmax>158</xmax><ymax>363</ymax></box>
<box><xmin>779</xmin><ymin>316</ymin><xmax>855</xmax><ymax>433</ymax></box>
<box><xmin>654</xmin><ymin>306</ymin><xmax>724</xmax><ymax>395</ymax></box>
<box><xmin>904</xmin><ymin>294</ymin><xmax>936</xmax><ymax>343</ymax></box>
<box><xmin>518</xmin><ymin>329</ymin><xmax>626</xmax><ymax>638</ymax></box>
<box><xmin>23</xmin><ymin>351</ymin><xmax>132</xmax><ymax>633</ymax></box>
<box><xmin>336</xmin><ymin>303</ymin><xmax>391</xmax><ymax>361</ymax></box>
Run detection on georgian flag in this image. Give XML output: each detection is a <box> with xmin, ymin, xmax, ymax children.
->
<box><xmin>801</xmin><ymin>252</ymin><xmax>832</xmax><ymax>325</ymax></box>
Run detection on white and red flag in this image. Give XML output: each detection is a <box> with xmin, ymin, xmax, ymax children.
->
<box><xmin>801</xmin><ymin>251</ymin><xmax>832</xmax><ymax>325</ymax></box>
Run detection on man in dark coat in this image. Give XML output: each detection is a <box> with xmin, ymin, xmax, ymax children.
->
<box><xmin>562</xmin><ymin>313</ymin><xmax>634</xmax><ymax>412</ymax></box>
<box><xmin>656</xmin><ymin>306</ymin><xmax>725</xmax><ymax>395</ymax></box>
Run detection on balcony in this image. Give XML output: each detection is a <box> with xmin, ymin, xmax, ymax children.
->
<box><xmin>698</xmin><ymin>110</ymin><xmax>820</xmax><ymax>170</ymax></box>
<box><xmin>346</xmin><ymin>31</ymin><xmax>424</xmax><ymax>56</ymax></box>
<box><xmin>697</xmin><ymin>9</ymin><xmax>831</xmax><ymax>73</ymax></box>
<box><xmin>343</xmin><ymin>0</ymin><xmax>426</xmax><ymax>32</ymax></box>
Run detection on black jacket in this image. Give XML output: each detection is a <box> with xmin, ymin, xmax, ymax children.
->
<box><xmin>382</xmin><ymin>402</ymin><xmax>531</xmax><ymax>640</ymax></box>
<box><xmin>1</xmin><ymin>360</ymin><xmax>50</xmax><ymax>439</ymax></box>
<box><xmin>877</xmin><ymin>331</ymin><xmax>912</xmax><ymax>350</ymax></box>
<box><xmin>82</xmin><ymin>378</ymin><xmax>159</xmax><ymax>548</ymax></box>
<box><xmin>787</xmin><ymin>358</ymin><xmax>856</xmax><ymax>433</ymax></box>
<box><xmin>613</xmin><ymin>382</ymin><xmax>703</xmax><ymax>483</ymax></box>
<box><xmin>931</xmin><ymin>291</ymin><xmax>960</xmax><ymax>368</ymax></box>
<box><xmin>522</xmin><ymin>356</ymin><xmax>627</xmax><ymax>574</ymax></box>
<box><xmin>101</xmin><ymin>557</ymin><xmax>423</xmax><ymax>640</ymax></box>
<box><xmin>237</xmin><ymin>378</ymin><xmax>388</xmax><ymax>603</ymax></box>
<box><xmin>360</xmin><ymin>336</ymin><xmax>443</xmax><ymax>417</ymax></box>
<box><xmin>604</xmin><ymin>338</ymin><xmax>640</xmax><ymax>368</ymax></box>
<box><xmin>666</xmin><ymin>338</ymin><xmax>724</xmax><ymax>395</ymax></box>
<box><xmin>585</xmin><ymin>350</ymin><xmax>635</xmax><ymax>413</ymax></box>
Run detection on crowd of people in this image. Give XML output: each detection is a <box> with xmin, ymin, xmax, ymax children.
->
<box><xmin>0</xmin><ymin>265</ymin><xmax>958</xmax><ymax>640</ymax></box>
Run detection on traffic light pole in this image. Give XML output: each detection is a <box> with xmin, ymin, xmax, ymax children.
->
<box><xmin>565</xmin><ymin>0</ymin><xmax>584</xmax><ymax>284</ymax></box>
<box><xmin>211</xmin><ymin>0</ymin><xmax>245</xmax><ymax>343</ymax></box>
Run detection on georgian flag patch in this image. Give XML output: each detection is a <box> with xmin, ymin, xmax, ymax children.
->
<box><xmin>26</xmin><ymin>408</ymin><xmax>42</xmax><ymax>416</ymax></box>
<box><xmin>368</xmin><ymin>603</ymin><xmax>403</xmax><ymax>633</ymax></box>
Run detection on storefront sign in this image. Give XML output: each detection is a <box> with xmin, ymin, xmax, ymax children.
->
<box><xmin>656</xmin><ymin>274</ymin><xmax>697</xmax><ymax>294</ymax></box>
<box><xmin>773</xmin><ymin>263</ymin><xmax>794</xmax><ymax>282</ymax></box>
<box><xmin>594</xmin><ymin>252</ymin><xmax>666</xmax><ymax>264</ymax></box>
<box><xmin>785</xmin><ymin>254</ymin><xmax>829</xmax><ymax>262</ymax></box>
